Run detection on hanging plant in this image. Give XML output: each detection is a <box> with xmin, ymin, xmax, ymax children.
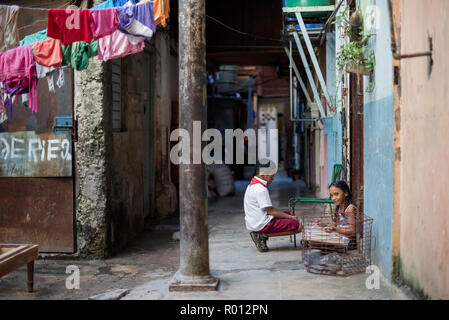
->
<box><xmin>334</xmin><ymin>8</ymin><xmax>376</xmax><ymax>78</ymax></box>
<box><xmin>337</xmin><ymin>41</ymin><xmax>375</xmax><ymax>76</ymax></box>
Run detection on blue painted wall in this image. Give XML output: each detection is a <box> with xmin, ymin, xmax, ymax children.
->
<box><xmin>361</xmin><ymin>0</ymin><xmax>394</xmax><ymax>280</ymax></box>
<box><xmin>364</xmin><ymin>95</ymin><xmax>394</xmax><ymax>279</ymax></box>
<box><xmin>325</xmin><ymin>31</ymin><xmax>342</xmax><ymax>185</ymax></box>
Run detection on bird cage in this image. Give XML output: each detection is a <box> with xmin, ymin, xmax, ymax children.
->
<box><xmin>300</xmin><ymin>211</ymin><xmax>373</xmax><ymax>276</ymax></box>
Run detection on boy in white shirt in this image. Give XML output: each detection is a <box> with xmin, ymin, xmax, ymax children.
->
<box><xmin>244</xmin><ymin>160</ymin><xmax>302</xmax><ymax>252</ymax></box>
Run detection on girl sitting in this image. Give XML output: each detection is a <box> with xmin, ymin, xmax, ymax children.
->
<box><xmin>315</xmin><ymin>181</ymin><xmax>359</xmax><ymax>246</ymax></box>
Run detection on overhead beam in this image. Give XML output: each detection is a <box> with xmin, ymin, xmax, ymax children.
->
<box><xmin>292</xmin><ymin>31</ymin><xmax>326</xmax><ymax>118</ymax></box>
<box><xmin>282</xmin><ymin>5</ymin><xmax>335</xmax><ymax>13</ymax></box>
<box><xmin>295</xmin><ymin>12</ymin><xmax>334</xmax><ymax>113</ymax></box>
<box><xmin>283</xmin><ymin>46</ymin><xmax>312</xmax><ymax>106</ymax></box>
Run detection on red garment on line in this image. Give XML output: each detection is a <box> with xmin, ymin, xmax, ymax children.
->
<box><xmin>33</xmin><ymin>39</ymin><xmax>63</xmax><ymax>68</ymax></box>
<box><xmin>47</xmin><ymin>9</ymin><xmax>93</xmax><ymax>46</ymax></box>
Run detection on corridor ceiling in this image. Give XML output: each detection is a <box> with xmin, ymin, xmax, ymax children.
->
<box><xmin>170</xmin><ymin>0</ymin><xmax>328</xmax><ymax>76</ymax></box>
<box><xmin>205</xmin><ymin>0</ymin><xmax>287</xmax><ymax>71</ymax></box>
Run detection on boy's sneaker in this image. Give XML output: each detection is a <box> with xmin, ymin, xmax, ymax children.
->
<box><xmin>250</xmin><ymin>232</ymin><xmax>269</xmax><ymax>252</ymax></box>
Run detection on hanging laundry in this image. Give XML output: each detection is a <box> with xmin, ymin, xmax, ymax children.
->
<box><xmin>1</xmin><ymin>82</ymin><xmax>32</xmax><ymax>116</ymax></box>
<box><xmin>0</xmin><ymin>5</ymin><xmax>20</xmax><ymax>52</ymax></box>
<box><xmin>0</xmin><ymin>82</ymin><xmax>9</xmax><ymax>115</ymax></box>
<box><xmin>21</xmin><ymin>93</ymin><xmax>29</xmax><ymax>107</ymax></box>
<box><xmin>0</xmin><ymin>83</ymin><xmax>8</xmax><ymax>123</ymax></box>
<box><xmin>1</xmin><ymin>75</ymin><xmax>35</xmax><ymax>114</ymax></box>
<box><xmin>116</xmin><ymin>1</ymin><xmax>156</xmax><ymax>40</ymax></box>
<box><xmin>62</xmin><ymin>41</ymin><xmax>98</xmax><ymax>71</ymax></box>
<box><xmin>47</xmin><ymin>9</ymin><xmax>94</xmax><ymax>46</ymax></box>
<box><xmin>56</xmin><ymin>69</ymin><xmax>65</xmax><ymax>88</ymax></box>
<box><xmin>91</xmin><ymin>0</ymin><xmax>136</xmax><ymax>10</ymax></box>
<box><xmin>124</xmin><ymin>33</ymin><xmax>143</xmax><ymax>46</ymax></box>
<box><xmin>91</xmin><ymin>0</ymin><xmax>114</xmax><ymax>10</ymax></box>
<box><xmin>90</xmin><ymin>8</ymin><xmax>120</xmax><ymax>40</ymax></box>
<box><xmin>152</xmin><ymin>0</ymin><xmax>170</xmax><ymax>27</ymax></box>
<box><xmin>0</xmin><ymin>108</ymin><xmax>7</xmax><ymax>124</ymax></box>
<box><xmin>114</xmin><ymin>0</ymin><xmax>137</xmax><ymax>7</ymax></box>
<box><xmin>33</xmin><ymin>39</ymin><xmax>63</xmax><ymax>68</ymax></box>
<box><xmin>20</xmin><ymin>29</ymin><xmax>49</xmax><ymax>47</ymax></box>
<box><xmin>36</xmin><ymin>63</ymin><xmax>56</xmax><ymax>79</ymax></box>
<box><xmin>0</xmin><ymin>45</ymin><xmax>38</xmax><ymax>112</ymax></box>
<box><xmin>34</xmin><ymin>66</ymin><xmax>62</xmax><ymax>94</ymax></box>
<box><xmin>97</xmin><ymin>29</ymin><xmax>144</xmax><ymax>62</ymax></box>
<box><xmin>47</xmin><ymin>73</ymin><xmax>55</xmax><ymax>93</ymax></box>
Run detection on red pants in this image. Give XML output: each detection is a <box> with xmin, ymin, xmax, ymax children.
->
<box><xmin>256</xmin><ymin>211</ymin><xmax>299</xmax><ymax>235</ymax></box>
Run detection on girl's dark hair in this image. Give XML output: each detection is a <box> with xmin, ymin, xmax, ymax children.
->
<box><xmin>329</xmin><ymin>180</ymin><xmax>353</xmax><ymax>210</ymax></box>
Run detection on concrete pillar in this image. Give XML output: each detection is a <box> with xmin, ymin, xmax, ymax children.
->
<box><xmin>73</xmin><ymin>0</ymin><xmax>111</xmax><ymax>258</ymax></box>
<box><xmin>74</xmin><ymin>46</ymin><xmax>110</xmax><ymax>258</ymax></box>
<box><xmin>169</xmin><ymin>0</ymin><xmax>219</xmax><ymax>291</ymax></box>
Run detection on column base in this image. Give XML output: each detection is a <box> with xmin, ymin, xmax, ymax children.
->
<box><xmin>169</xmin><ymin>271</ymin><xmax>219</xmax><ymax>292</ymax></box>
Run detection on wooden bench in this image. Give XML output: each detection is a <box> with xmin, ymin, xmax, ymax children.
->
<box><xmin>0</xmin><ymin>244</ymin><xmax>39</xmax><ymax>292</ymax></box>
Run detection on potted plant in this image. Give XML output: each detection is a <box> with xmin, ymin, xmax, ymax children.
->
<box><xmin>334</xmin><ymin>8</ymin><xmax>376</xmax><ymax>76</ymax></box>
<box><xmin>337</xmin><ymin>41</ymin><xmax>375</xmax><ymax>76</ymax></box>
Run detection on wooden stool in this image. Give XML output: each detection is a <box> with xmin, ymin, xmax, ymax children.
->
<box><xmin>263</xmin><ymin>230</ymin><xmax>301</xmax><ymax>247</ymax></box>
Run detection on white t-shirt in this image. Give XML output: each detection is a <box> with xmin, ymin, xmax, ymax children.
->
<box><xmin>244</xmin><ymin>176</ymin><xmax>274</xmax><ymax>231</ymax></box>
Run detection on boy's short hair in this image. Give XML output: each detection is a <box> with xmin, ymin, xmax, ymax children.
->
<box><xmin>255</xmin><ymin>159</ymin><xmax>278</xmax><ymax>176</ymax></box>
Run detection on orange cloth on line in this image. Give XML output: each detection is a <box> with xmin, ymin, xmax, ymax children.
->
<box><xmin>152</xmin><ymin>0</ymin><xmax>170</xmax><ymax>27</ymax></box>
<box><xmin>32</xmin><ymin>39</ymin><xmax>63</xmax><ymax>68</ymax></box>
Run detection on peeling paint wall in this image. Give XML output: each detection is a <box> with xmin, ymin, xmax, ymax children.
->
<box><xmin>360</xmin><ymin>0</ymin><xmax>395</xmax><ymax>279</ymax></box>
<box><xmin>396</xmin><ymin>0</ymin><xmax>449</xmax><ymax>299</ymax></box>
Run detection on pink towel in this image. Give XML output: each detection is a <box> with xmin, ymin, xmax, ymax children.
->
<box><xmin>89</xmin><ymin>8</ymin><xmax>119</xmax><ymax>40</ymax></box>
<box><xmin>0</xmin><ymin>45</ymin><xmax>38</xmax><ymax>112</ymax></box>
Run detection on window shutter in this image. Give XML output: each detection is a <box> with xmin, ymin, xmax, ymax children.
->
<box><xmin>111</xmin><ymin>59</ymin><xmax>122</xmax><ymax>131</ymax></box>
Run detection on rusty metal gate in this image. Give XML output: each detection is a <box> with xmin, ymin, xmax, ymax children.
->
<box><xmin>0</xmin><ymin>67</ymin><xmax>75</xmax><ymax>253</ymax></box>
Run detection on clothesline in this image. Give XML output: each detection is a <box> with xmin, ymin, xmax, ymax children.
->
<box><xmin>0</xmin><ymin>1</ymin><xmax>154</xmax><ymax>11</ymax></box>
<box><xmin>0</xmin><ymin>4</ymin><xmax>56</xmax><ymax>11</ymax></box>
<box><xmin>1</xmin><ymin>0</ymin><xmax>168</xmax><ymax>116</ymax></box>
<box><xmin>19</xmin><ymin>1</ymin><xmax>73</xmax><ymax>10</ymax></box>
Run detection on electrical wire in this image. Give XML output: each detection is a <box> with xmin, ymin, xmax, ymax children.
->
<box><xmin>213</xmin><ymin>76</ymin><xmax>290</xmax><ymax>95</ymax></box>
<box><xmin>1</xmin><ymin>4</ymin><xmax>49</xmax><ymax>11</ymax></box>
<box><xmin>206</xmin><ymin>14</ymin><xmax>281</xmax><ymax>43</ymax></box>
<box><xmin>18</xmin><ymin>20</ymin><xmax>48</xmax><ymax>31</ymax></box>
<box><xmin>0</xmin><ymin>1</ymin><xmax>72</xmax><ymax>11</ymax></box>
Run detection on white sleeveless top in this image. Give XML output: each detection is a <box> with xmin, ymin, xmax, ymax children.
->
<box><xmin>335</xmin><ymin>204</ymin><xmax>357</xmax><ymax>228</ymax></box>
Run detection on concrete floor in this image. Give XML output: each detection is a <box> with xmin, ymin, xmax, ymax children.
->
<box><xmin>0</xmin><ymin>171</ymin><xmax>410</xmax><ymax>300</ymax></box>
